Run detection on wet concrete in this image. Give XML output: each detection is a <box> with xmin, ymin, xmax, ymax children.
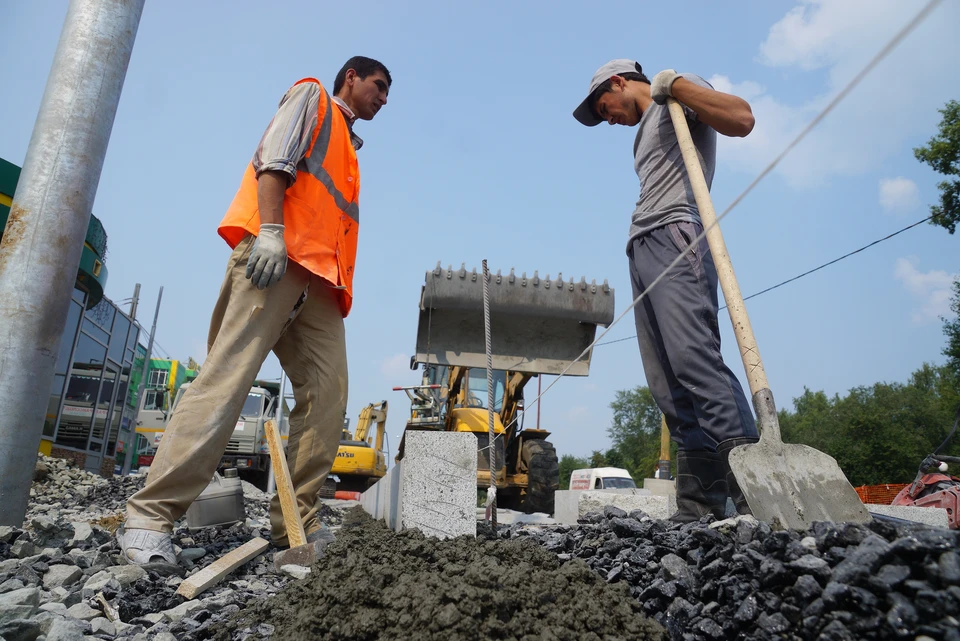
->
<box><xmin>216</xmin><ymin>509</ymin><xmax>665</xmax><ymax>641</ymax></box>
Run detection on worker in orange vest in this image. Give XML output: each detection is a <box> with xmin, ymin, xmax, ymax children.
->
<box><xmin>120</xmin><ymin>56</ymin><xmax>392</xmax><ymax>565</ymax></box>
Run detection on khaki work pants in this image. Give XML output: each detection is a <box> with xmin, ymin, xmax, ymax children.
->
<box><xmin>126</xmin><ymin>236</ymin><xmax>348</xmax><ymax>545</ymax></box>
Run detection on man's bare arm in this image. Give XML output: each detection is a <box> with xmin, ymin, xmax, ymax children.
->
<box><xmin>671</xmin><ymin>78</ymin><xmax>755</xmax><ymax>138</ymax></box>
<box><xmin>257</xmin><ymin>170</ymin><xmax>287</xmax><ymax>225</ymax></box>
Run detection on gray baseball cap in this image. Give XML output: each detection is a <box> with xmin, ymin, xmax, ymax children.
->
<box><xmin>573</xmin><ymin>59</ymin><xmax>643</xmax><ymax>126</ymax></box>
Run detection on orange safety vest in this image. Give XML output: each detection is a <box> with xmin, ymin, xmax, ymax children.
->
<box><xmin>218</xmin><ymin>78</ymin><xmax>360</xmax><ymax>317</ymax></box>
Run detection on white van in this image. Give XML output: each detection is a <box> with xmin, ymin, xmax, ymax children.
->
<box><xmin>569</xmin><ymin>467</ymin><xmax>637</xmax><ymax>490</ymax></box>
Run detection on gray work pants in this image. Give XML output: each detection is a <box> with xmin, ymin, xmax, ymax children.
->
<box><xmin>628</xmin><ymin>221</ymin><xmax>758</xmax><ymax>451</ymax></box>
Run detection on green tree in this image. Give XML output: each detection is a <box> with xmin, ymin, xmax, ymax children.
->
<box><xmin>779</xmin><ymin>363</ymin><xmax>960</xmax><ymax>486</ymax></box>
<box><xmin>589</xmin><ymin>450</ymin><xmax>607</xmax><ymax>468</ymax></box>
<box><xmin>185</xmin><ymin>356</ymin><xmax>200</xmax><ymax>371</ymax></box>
<box><xmin>914</xmin><ymin>100</ymin><xmax>960</xmax><ymax>234</ymax></box>
<box><xmin>558</xmin><ymin>454</ymin><xmax>590</xmax><ymax>490</ymax></box>
<box><xmin>607</xmin><ymin>386</ymin><xmax>667</xmax><ymax>481</ymax></box>
<box><xmin>943</xmin><ymin>279</ymin><xmax>960</xmax><ymax>376</ymax></box>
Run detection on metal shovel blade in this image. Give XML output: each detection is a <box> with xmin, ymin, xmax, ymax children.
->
<box><xmin>728</xmin><ymin>439</ymin><xmax>871</xmax><ymax>530</ymax></box>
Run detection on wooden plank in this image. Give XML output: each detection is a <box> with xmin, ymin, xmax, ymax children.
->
<box><xmin>264</xmin><ymin>419</ymin><xmax>307</xmax><ymax>548</ymax></box>
<box><xmin>175</xmin><ymin>537</ymin><xmax>269</xmax><ymax>600</ymax></box>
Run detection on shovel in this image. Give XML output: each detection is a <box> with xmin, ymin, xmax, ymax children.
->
<box><xmin>665</xmin><ymin>97</ymin><xmax>871</xmax><ymax>530</ymax></box>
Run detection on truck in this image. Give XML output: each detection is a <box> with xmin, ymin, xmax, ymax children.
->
<box><xmin>135</xmin><ymin>378</ymin><xmax>287</xmax><ymax>489</ymax></box>
<box><xmin>569</xmin><ymin>467</ymin><xmax>637</xmax><ymax>490</ymax></box>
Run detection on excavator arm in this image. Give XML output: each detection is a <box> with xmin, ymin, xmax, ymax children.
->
<box><xmin>354</xmin><ymin>401</ymin><xmax>388</xmax><ymax>446</ymax></box>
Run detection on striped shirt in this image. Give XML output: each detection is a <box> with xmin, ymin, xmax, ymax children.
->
<box><xmin>252</xmin><ymin>82</ymin><xmax>362</xmax><ymax>186</ymax></box>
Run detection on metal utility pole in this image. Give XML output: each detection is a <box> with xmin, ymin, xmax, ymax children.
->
<box><xmin>0</xmin><ymin>0</ymin><xmax>146</xmax><ymax>525</ymax></box>
<box><xmin>122</xmin><ymin>286</ymin><xmax>162</xmax><ymax>476</ymax></box>
<box><xmin>129</xmin><ymin>283</ymin><xmax>141</xmax><ymax>319</ymax></box>
<box><xmin>267</xmin><ymin>370</ymin><xmax>287</xmax><ymax>496</ymax></box>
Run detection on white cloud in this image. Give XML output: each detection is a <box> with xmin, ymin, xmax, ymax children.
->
<box><xmin>879</xmin><ymin>177</ymin><xmax>920</xmax><ymax>214</ymax></box>
<box><xmin>379</xmin><ymin>353</ymin><xmax>411</xmax><ymax>379</ymax></box>
<box><xmin>894</xmin><ymin>257</ymin><xmax>956</xmax><ymax>324</ymax></box>
<box><xmin>711</xmin><ymin>0</ymin><xmax>959</xmax><ymax>187</ymax></box>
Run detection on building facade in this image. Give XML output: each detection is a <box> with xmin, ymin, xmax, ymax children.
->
<box><xmin>2</xmin><ymin>156</ymin><xmax>144</xmax><ymax>476</ymax></box>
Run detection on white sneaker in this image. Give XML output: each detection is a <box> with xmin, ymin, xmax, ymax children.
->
<box><xmin>118</xmin><ymin>527</ymin><xmax>177</xmax><ymax>565</ymax></box>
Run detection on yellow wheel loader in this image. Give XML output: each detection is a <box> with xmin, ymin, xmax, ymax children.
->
<box><xmin>394</xmin><ymin>263</ymin><xmax>615</xmax><ymax>515</ymax></box>
<box><xmin>321</xmin><ymin>401</ymin><xmax>389</xmax><ymax>497</ymax></box>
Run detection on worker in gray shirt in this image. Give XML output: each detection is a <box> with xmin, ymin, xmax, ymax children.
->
<box><xmin>573</xmin><ymin>60</ymin><xmax>759</xmax><ymax>522</ymax></box>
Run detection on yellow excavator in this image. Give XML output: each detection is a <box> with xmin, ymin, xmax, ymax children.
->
<box><xmin>394</xmin><ymin>263</ymin><xmax>615</xmax><ymax>514</ymax></box>
<box><xmin>322</xmin><ymin>401</ymin><xmax>389</xmax><ymax>497</ymax></box>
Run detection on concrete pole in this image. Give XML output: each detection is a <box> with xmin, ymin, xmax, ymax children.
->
<box><xmin>129</xmin><ymin>283</ymin><xmax>141</xmax><ymax>319</ymax></box>
<box><xmin>0</xmin><ymin>0</ymin><xmax>145</xmax><ymax>525</ymax></box>
<box><xmin>122</xmin><ymin>286</ymin><xmax>161</xmax><ymax>476</ymax></box>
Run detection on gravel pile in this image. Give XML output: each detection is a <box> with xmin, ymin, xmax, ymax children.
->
<box><xmin>1</xmin><ymin>455</ymin><xmax>348</xmax><ymax>641</ymax></box>
<box><xmin>8</xmin><ymin>454</ymin><xmax>960</xmax><ymax>641</ymax></box>
<box><xmin>506</xmin><ymin>508</ymin><xmax>960</xmax><ymax>641</ymax></box>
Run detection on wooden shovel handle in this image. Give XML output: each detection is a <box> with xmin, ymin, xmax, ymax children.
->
<box><xmin>665</xmin><ymin>99</ymin><xmax>781</xmax><ymax>440</ymax></box>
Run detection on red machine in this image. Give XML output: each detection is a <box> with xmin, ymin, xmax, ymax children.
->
<box><xmin>892</xmin><ymin>407</ymin><xmax>960</xmax><ymax>530</ymax></box>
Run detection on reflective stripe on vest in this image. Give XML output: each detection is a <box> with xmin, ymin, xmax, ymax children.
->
<box><xmin>300</xmin><ymin>99</ymin><xmax>360</xmax><ymax>222</ymax></box>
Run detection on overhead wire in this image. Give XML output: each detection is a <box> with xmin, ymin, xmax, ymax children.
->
<box><xmin>595</xmin><ymin>214</ymin><xmax>935</xmax><ymax>347</ymax></box>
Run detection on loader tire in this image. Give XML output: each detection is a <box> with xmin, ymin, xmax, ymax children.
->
<box><xmin>522</xmin><ymin>439</ymin><xmax>559</xmax><ymax>515</ymax></box>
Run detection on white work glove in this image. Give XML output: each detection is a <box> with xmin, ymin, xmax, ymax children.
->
<box><xmin>245</xmin><ymin>223</ymin><xmax>287</xmax><ymax>290</ymax></box>
<box><xmin>650</xmin><ymin>69</ymin><xmax>681</xmax><ymax>105</ymax></box>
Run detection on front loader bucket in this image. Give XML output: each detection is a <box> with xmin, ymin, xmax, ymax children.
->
<box><xmin>414</xmin><ymin>262</ymin><xmax>615</xmax><ymax>376</ymax></box>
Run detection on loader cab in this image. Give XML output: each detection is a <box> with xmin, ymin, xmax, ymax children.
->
<box><xmin>426</xmin><ymin>365</ymin><xmax>506</xmax><ymax>412</ymax></box>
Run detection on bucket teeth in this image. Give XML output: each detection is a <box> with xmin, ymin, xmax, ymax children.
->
<box><xmin>416</xmin><ymin>262</ymin><xmax>615</xmax><ymax>377</ymax></box>
<box><xmin>430</xmin><ymin>262</ymin><xmax>614</xmax><ymax>298</ymax></box>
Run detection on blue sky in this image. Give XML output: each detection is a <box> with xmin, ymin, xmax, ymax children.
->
<box><xmin>2</xmin><ymin>0</ymin><xmax>958</xmax><ymax>463</ymax></box>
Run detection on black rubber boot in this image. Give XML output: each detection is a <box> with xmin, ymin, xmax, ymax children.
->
<box><xmin>668</xmin><ymin>450</ymin><xmax>728</xmax><ymax>523</ymax></box>
<box><xmin>718</xmin><ymin>437</ymin><xmax>760</xmax><ymax>515</ymax></box>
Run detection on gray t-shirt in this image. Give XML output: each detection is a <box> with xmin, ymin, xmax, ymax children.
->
<box><xmin>627</xmin><ymin>73</ymin><xmax>716</xmax><ymax>249</ymax></box>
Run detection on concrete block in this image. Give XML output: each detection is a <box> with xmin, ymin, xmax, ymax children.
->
<box><xmin>867</xmin><ymin>504</ymin><xmax>950</xmax><ymax>529</ymax></box>
<box><xmin>642</xmin><ymin>478</ymin><xmax>676</xmax><ymax>497</ymax></box>
<box><xmin>360</xmin><ymin>463</ymin><xmax>400</xmax><ymax>528</ymax></box>
<box><xmin>554</xmin><ymin>488</ymin><xmax>655</xmax><ymax>525</ymax></box>
<box><xmin>361</xmin><ymin>431</ymin><xmax>477</xmax><ymax>539</ymax></box>
<box><xmin>577</xmin><ymin>490</ymin><xmax>676</xmax><ymax>522</ymax></box>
